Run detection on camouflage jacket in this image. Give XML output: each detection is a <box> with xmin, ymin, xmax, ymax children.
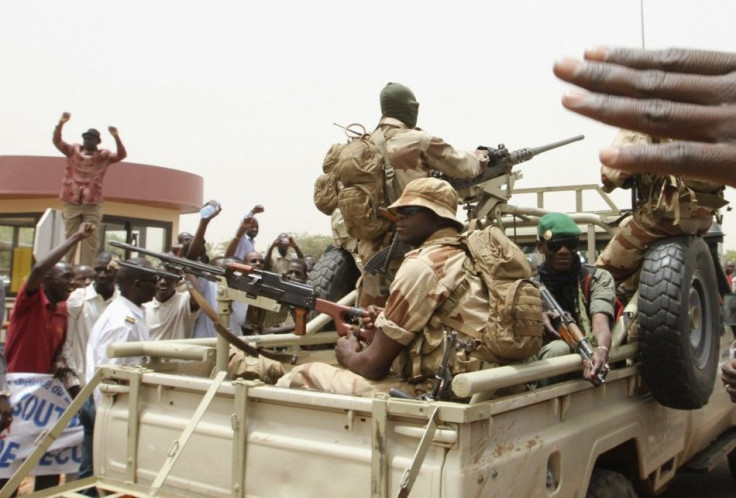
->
<box><xmin>601</xmin><ymin>130</ymin><xmax>726</xmax><ymax>221</ymax></box>
<box><xmin>375</xmin><ymin>227</ymin><xmax>489</xmax><ymax>381</ymax></box>
<box><xmin>378</xmin><ymin>117</ymin><xmax>487</xmax><ymax>198</ymax></box>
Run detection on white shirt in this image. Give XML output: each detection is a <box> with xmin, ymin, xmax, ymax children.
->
<box><xmin>144</xmin><ymin>292</ymin><xmax>199</xmax><ymax>341</ymax></box>
<box><xmin>85</xmin><ymin>296</ymin><xmax>149</xmax><ymax>405</ymax></box>
<box><xmin>191</xmin><ymin>278</ymin><xmax>245</xmax><ymax>337</ymax></box>
<box><xmin>64</xmin><ymin>284</ymin><xmax>118</xmax><ymax>385</ymax></box>
<box><xmin>192</xmin><ymin>277</ymin><xmax>217</xmax><ymax>339</ymax></box>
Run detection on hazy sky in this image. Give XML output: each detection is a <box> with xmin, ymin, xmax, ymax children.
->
<box><xmin>2</xmin><ymin>1</ymin><xmax>736</xmax><ymax>253</ymax></box>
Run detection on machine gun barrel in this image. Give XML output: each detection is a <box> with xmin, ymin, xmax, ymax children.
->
<box><xmin>446</xmin><ymin>134</ymin><xmax>584</xmax><ymax>191</ymax></box>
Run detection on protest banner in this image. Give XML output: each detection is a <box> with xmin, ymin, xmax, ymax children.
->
<box><xmin>0</xmin><ymin>374</ymin><xmax>82</xmax><ymax>478</ymax></box>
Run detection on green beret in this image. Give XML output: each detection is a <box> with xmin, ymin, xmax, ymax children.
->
<box><xmin>537</xmin><ymin>213</ymin><xmax>581</xmax><ymax>241</ymax></box>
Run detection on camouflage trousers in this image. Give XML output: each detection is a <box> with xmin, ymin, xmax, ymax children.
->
<box><xmin>276</xmin><ymin>362</ymin><xmax>433</xmax><ymax>398</ymax></box>
<box><xmin>596</xmin><ymin>209</ymin><xmax>712</xmax><ymax>286</ymax></box>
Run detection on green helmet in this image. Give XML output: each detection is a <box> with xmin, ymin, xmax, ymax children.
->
<box><xmin>380</xmin><ymin>82</ymin><xmax>419</xmax><ymax>129</ymax></box>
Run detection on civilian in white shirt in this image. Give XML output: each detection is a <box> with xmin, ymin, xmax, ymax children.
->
<box><xmin>63</xmin><ymin>252</ymin><xmax>118</xmax><ymax>386</ymax></box>
<box><xmin>144</xmin><ymin>265</ymin><xmax>200</xmax><ymax>341</ymax></box>
<box><xmin>80</xmin><ymin>258</ymin><xmax>157</xmax><ymax>489</ymax></box>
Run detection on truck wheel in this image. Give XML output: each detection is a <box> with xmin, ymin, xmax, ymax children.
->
<box><xmin>307</xmin><ymin>246</ymin><xmax>360</xmax><ymax>323</ymax></box>
<box><xmin>638</xmin><ymin>236</ymin><xmax>720</xmax><ymax>410</ymax></box>
<box><xmin>586</xmin><ymin>468</ymin><xmax>638</xmax><ymax>498</ymax></box>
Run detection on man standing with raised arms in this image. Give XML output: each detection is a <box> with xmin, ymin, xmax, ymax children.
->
<box><xmin>53</xmin><ymin>112</ymin><xmax>127</xmax><ymax>265</ymax></box>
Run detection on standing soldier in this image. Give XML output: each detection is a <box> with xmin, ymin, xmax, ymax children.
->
<box><xmin>53</xmin><ymin>112</ymin><xmax>128</xmax><ymax>265</ymax></box>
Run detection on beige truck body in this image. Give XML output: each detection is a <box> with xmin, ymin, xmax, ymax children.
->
<box><xmin>84</xmin><ymin>329</ymin><xmax>736</xmax><ymax>498</ymax></box>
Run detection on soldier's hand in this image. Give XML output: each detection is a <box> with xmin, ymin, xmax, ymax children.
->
<box><xmin>721</xmin><ymin>359</ymin><xmax>736</xmax><ymax>402</ymax></box>
<box><xmin>78</xmin><ymin>222</ymin><xmax>96</xmax><ymax>238</ymax></box>
<box><xmin>553</xmin><ymin>47</ymin><xmax>736</xmax><ymax>188</ymax></box>
<box><xmin>541</xmin><ymin>311</ymin><xmax>561</xmax><ymax>339</ymax></box>
<box><xmin>59</xmin><ymin>112</ymin><xmax>71</xmax><ymax>124</ymax></box>
<box><xmin>252</xmin><ymin>204</ymin><xmax>264</xmax><ymax>214</ymax></box>
<box><xmin>361</xmin><ymin>305</ymin><xmax>383</xmax><ymax>330</ymax></box>
<box><xmin>0</xmin><ymin>395</ymin><xmax>12</xmax><ymax>433</ymax></box>
<box><xmin>335</xmin><ymin>334</ymin><xmax>362</xmax><ymax>367</ymax></box>
<box><xmin>583</xmin><ymin>348</ymin><xmax>609</xmax><ymax>386</ymax></box>
<box><xmin>108</xmin><ymin>125</ymin><xmax>119</xmax><ymax>137</ymax></box>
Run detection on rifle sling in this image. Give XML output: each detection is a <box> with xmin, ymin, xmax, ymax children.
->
<box><xmin>186</xmin><ymin>283</ymin><xmax>298</xmax><ymax>365</ymax></box>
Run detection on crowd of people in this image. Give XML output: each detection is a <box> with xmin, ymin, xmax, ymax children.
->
<box><xmin>1</xmin><ymin>45</ymin><xmax>736</xmax><ymax>493</ymax></box>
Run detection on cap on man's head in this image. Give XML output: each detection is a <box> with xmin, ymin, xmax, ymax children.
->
<box><xmin>537</xmin><ymin>213</ymin><xmax>581</xmax><ymax>241</ymax></box>
<box><xmin>380</xmin><ymin>82</ymin><xmax>419</xmax><ymax>129</ymax></box>
<box><xmin>82</xmin><ymin>128</ymin><xmax>101</xmax><ymax>143</ymax></box>
<box><xmin>388</xmin><ymin>177</ymin><xmax>462</xmax><ymax>231</ymax></box>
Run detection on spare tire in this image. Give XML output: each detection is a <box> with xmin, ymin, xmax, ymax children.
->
<box><xmin>307</xmin><ymin>245</ymin><xmax>361</xmax><ymax>326</ymax></box>
<box><xmin>638</xmin><ymin>236</ymin><xmax>720</xmax><ymax>409</ymax></box>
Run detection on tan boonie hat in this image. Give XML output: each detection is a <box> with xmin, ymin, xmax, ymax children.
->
<box><xmin>388</xmin><ymin>177</ymin><xmax>463</xmax><ymax>230</ymax></box>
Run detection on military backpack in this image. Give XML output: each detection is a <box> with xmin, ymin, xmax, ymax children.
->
<box><xmin>433</xmin><ymin>225</ymin><xmax>544</xmax><ymax>364</ymax></box>
<box><xmin>313</xmin><ymin>124</ymin><xmax>397</xmax><ymax>240</ymax></box>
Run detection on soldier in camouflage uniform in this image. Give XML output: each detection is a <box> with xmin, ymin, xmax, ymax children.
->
<box><xmin>278</xmin><ymin>178</ymin><xmax>490</xmax><ymax>397</ymax></box>
<box><xmin>357</xmin><ymin>82</ymin><xmax>489</xmax><ymax>308</ymax></box>
<box><xmin>596</xmin><ymin>130</ymin><xmax>726</xmax><ymax>289</ymax></box>
<box><xmin>536</xmin><ymin>213</ymin><xmax>614</xmax><ymax>385</ymax></box>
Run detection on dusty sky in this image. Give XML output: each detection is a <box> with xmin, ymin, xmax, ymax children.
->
<box><xmin>2</xmin><ymin>0</ymin><xmax>735</xmax><ymax>253</ymax></box>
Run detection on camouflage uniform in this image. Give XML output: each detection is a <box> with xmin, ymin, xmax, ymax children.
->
<box><xmin>280</xmin><ymin>177</ymin><xmax>490</xmax><ymax>397</ymax></box>
<box><xmin>596</xmin><ymin>130</ymin><xmax>726</xmax><ymax>285</ymax></box>
<box><xmin>357</xmin><ymin>116</ymin><xmax>486</xmax><ymax>307</ymax></box>
<box><xmin>278</xmin><ymin>227</ymin><xmax>489</xmax><ymax>397</ymax></box>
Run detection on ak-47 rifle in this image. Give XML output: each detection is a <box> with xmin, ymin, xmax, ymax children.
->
<box><xmin>110</xmin><ymin>241</ymin><xmax>367</xmax><ymax>338</ymax></box>
<box><xmin>538</xmin><ymin>283</ymin><xmax>608</xmax><ymax>385</ymax></box>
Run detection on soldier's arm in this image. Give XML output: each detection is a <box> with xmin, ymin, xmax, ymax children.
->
<box><xmin>335</xmin><ymin>330</ymin><xmax>404</xmax><ymax>380</ymax></box>
<box><xmin>423</xmin><ymin>134</ymin><xmax>488</xmax><ymax>179</ymax></box>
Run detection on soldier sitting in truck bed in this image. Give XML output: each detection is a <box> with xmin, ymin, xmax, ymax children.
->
<box><xmin>277</xmin><ymin>177</ymin><xmax>493</xmax><ymax>398</ymax></box>
<box><xmin>535</xmin><ymin>213</ymin><xmax>613</xmax><ymax>386</ymax></box>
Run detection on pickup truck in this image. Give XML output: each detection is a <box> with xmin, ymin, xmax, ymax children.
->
<box><xmin>55</xmin><ymin>319</ymin><xmax>736</xmax><ymax>497</ymax></box>
<box><xmin>5</xmin><ymin>185</ymin><xmax>735</xmax><ymax>497</ymax></box>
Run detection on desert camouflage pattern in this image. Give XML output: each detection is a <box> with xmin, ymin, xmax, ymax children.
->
<box><xmin>355</xmin><ymin>117</ymin><xmax>486</xmax><ymax>307</ymax></box>
<box><xmin>223</xmin><ymin>346</ymin><xmax>286</xmax><ymax>385</ymax></box>
<box><xmin>597</xmin><ymin>130</ymin><xmax>723</xmax><ymax>284</ymax></box>
<box><xmin>276</xmin><ymin>362</ymin><xmax>435</xmax><ymax>398</ymax></box>
<box><xmin>375</xmin><ymin>227</ymin><xmax>489</xmax><ymax>381</ymax></box>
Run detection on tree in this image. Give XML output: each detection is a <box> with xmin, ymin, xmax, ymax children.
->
<box><xmin>723</xmin><ymin>250</ymin><xmax>736</xmax><ymax>266</ymax></box>
<box><xmin>291</xmin><ymin>232</ymin><xmax>333</xmax><ymax>258</ymax></box>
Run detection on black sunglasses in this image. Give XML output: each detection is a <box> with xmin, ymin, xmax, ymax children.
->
<box><xmin>545</xmin><ymin>238</ymin><xmax>579</xmax><ymax>253</ymax></box>
<box><xmin>395</xmin><ymin>206</ymin><xmax>424</xmax><ymax>216</ymax></box>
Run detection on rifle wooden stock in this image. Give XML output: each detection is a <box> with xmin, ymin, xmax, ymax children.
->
<box><xmin>313</xmin><ymin>298</ymin><xmax>367</xmax><ymax>337</ymax></box>
<box><xmin>539</xmin><ymin>283</ymin><xmax>605</xmax><ymax>384</ymax></box>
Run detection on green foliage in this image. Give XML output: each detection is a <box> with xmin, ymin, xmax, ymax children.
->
<box><xmin>291</xmin><ymin>232</ymin><xmax>333</xmax><ymax>258</ymax></box>
<box><xmin>723</xmin><ymin>250</ymin><xmax>736</xmax><ymax>265</ymax></box>
<box><xmin>206</xmin><ymin>241</ymin><xmax>229</xmax><ymax>258</ymax></box>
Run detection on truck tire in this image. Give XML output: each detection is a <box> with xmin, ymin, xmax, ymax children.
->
<box><xmin>586</xmin><ymin>468</ymin><xmax>638</xmax><ymax>498</ymax></box>
<box><xmin>638</xmin><ymin>236</ymin><xmax>720</xmax><ymax>410</ymax></box>
<box><xmin>307</xmin><ymin>246</ymin><xmax>360</xmax><ymax>324</ymax></box>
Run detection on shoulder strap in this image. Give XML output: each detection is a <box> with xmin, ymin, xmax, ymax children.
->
<box><xmin>428</xmin><ymin>242</ymin><xmax>483</xmax><ymax>341</ymax></box>
<box><xmin>371</xmin><ymin>129</ymin><xmax>398</xmax><ymax>204</ymax></box>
